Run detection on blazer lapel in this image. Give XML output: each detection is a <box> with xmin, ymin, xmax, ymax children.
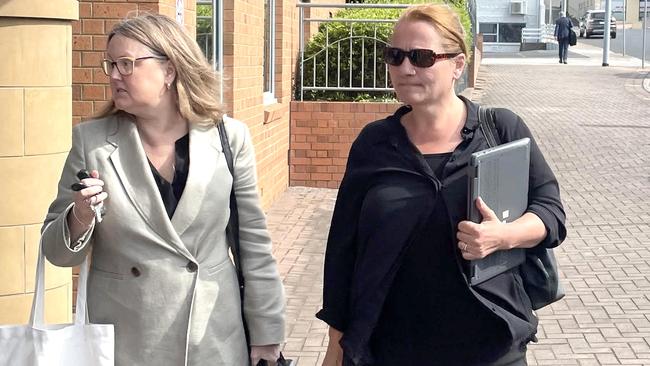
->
<box><xmin>171</xmin><ymin>124</ymin><xmax>223</xmax><ymax>236</ymax></box>
<box><xmin>107</xmin><ymin>116</ymin><xmax>194</xmax><ymax>260</ymax></box>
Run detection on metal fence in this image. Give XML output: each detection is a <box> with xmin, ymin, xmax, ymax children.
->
<box><xmin>297</xmin><ymin>3</ymin><xmax>412</xmax><ymax>101</ymax></box>
<box><xmin>296</xmin><ymin>2</ymin><xmax>472</xmax><ymax>101</ymax></box>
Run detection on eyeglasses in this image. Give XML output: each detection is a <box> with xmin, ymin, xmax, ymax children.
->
<box><xmin>100</xmin><ymin>56</ymin><xmax>168</xmax><ymax>76</ymax></box>
<box><xmin>383</xmin><ymin>47</ymin><xmax>460</xmax><ymax>68</ymax></box>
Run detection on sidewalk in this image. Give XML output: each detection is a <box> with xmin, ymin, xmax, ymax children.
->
<box><xmin>267</xmin><ymin>46</ymin><xmax>650</xmax><ymax>365</ymax></box>
<box><xmin>482</xmin><ymin>42</ymin><xmax>646</xmax><ymax>68</ymax></box>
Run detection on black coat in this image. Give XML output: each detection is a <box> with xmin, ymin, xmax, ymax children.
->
<box><xmin>316</xmin><ymin>96</ymin><xmax>567</xmax><ymax>365</ymax></box>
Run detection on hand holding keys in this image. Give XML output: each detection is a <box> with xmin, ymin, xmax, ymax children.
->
<box><xmin>71</xmin><ymin>169</ymin><xmax>105</xmax><ymax>223</ymax></box>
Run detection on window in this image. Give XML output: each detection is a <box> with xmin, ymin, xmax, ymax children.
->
<box><xmin>196</xmin><ymin>0</ymin><xmax>223</xmax><ymax>102</ymax></box>
<box><xmin>263</xmin><ymin>0</ymin><xmax>276</xmax><ymax>105</ymax></box>
<box><xmin>479</xmin><ymin>23</ymin><xmax>525</xmax><ymax>43</ymax></box>
<box><xmin>479</xmin><ymin>23</ymin><xmax>497</xmax><ymax>42</ymax></box>
<box><xmin>498</xmin><ymin>23</ymin><xmax>525</xmax><ymax>43</ymax></box>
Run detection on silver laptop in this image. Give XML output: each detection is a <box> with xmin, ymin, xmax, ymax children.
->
<box><xmin>467</xmin><ymin>137</ymin><xmax>531</xmax><ymax>285</ymax></box>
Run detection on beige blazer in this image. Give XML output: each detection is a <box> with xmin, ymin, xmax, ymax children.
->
<box><xmin>41</xmin><ymin>114</ymin><xmax>285</xmax><ymax>366</ymax></box>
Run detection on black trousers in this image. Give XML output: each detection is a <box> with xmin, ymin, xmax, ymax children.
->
<box><xmin>558</xmin><ymin>38</ymin><xmax>570</xmax><ymax>62</ymax></box>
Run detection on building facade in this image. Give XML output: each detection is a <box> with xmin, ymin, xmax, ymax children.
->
<box><xmin>477</xmin><ymin>0</ymin><xmax>547</xmax><ymax>52</ymax></box>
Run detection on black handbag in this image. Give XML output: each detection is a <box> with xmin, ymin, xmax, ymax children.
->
<box><xmin>569</xmin><ymin>29</ymin><xmax>577</xmax><ymax>46</ymax></box>
<box><xmin>217</xmin><ymin>121</ymin><xmax>294</xmax><ymax>366</ymax></box>
<box><xmin>477</xmin><ymin>106</ymin><xmax>565</xmax><ymax>310</ymax></box>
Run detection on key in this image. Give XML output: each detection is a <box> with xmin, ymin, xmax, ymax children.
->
<box><xmin>71</xmin><ymin>169</ymin><xmax>104</xmax><ymax>223</ymax></box>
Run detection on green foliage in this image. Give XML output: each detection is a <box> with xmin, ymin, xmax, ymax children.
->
<box><xmin>299</xmin><ymin>0</ymin><xmax>473</xmax><ymax>102</ymax></box>
<box><xmin>196</xmin><ymin>4</ymin><xmax>212</xmax><ymax>36</ymax></box>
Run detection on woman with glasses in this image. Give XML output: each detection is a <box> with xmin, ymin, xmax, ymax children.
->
<box><xmin>318</xmin><ymin>4</ymin><xmax>566</xmax><ymax>366</ymax></box>
<box><xmin>40</xmin><ymin>14</ymin><xmax>285</xmax><ymax>366</ymax></box>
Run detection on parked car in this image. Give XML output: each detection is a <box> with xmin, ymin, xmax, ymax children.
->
<box><xmin>579</xmin><ymin>10</ymin><xmax>617</xmax><ymax>39</ymax></box>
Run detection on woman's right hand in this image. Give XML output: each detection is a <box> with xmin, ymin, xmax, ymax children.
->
<box><xmin>321</xmin><ymin>327</ymin><xmax>344</xmax><ymax>366</ymax></box>
<box><xmin>68</xmin><ymin>170</ymin><xmax>107</xmax><ymax>239</ymax></box>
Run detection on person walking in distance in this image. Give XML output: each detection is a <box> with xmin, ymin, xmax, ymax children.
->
<box><xmin>554</xmin><ymin>11</ymin><xmax>573</xmax><ymax>64</ymax></box>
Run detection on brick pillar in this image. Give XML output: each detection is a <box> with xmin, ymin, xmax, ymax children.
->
<box><xmin>0</xmin><ymin>0</ymin><xmax>78</xmax><ymax>325</ymax></box>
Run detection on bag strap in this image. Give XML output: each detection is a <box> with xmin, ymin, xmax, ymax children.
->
<box><xmin>478</xmin><ymin>106</ymin><xmax>501</xmax><ymax>147</ymax></box>
<box><xmin>217</xmin><ymin>120</ymin><xmax>291</xmax><ymax>366</ymax></box>
<box><xmin>216</xmin><ymin>120</ymin><xmax>251</xmax><ymax>351</ymax></box>
<box><xmin>32</xmin><ymin>225</ymin><xmax>92</xmax><ymax>326</ymax></box>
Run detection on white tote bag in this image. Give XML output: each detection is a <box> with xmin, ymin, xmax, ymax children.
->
<box><xmin>0</xmin><ymin>240</ymin><xmax>114</xmax><ymax>366</ymax></box>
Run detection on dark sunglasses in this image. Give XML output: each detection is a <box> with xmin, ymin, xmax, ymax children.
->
<box><xmin>383</xmin><ymin>47</ymin><xmax>460</xmax><ymax>68</ymax></box>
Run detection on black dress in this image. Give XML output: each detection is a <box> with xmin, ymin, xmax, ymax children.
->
<box><xmin>369</xmin><ymin>153</ymin><xmax>522</xmax><ymax>366</ymax></box>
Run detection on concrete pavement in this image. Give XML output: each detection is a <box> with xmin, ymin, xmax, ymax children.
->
<box><xmin>267</xmin><ymin>45</ymin><xmax>650</xmax><ymax>365</ymax></box>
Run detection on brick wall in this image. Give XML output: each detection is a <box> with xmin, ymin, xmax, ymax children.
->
<box><xmin>72</xmin><ymin>0</ymin><xmax>195</xmax><ymax>124</ymax></box>
<box><xmin>289</xmin><ymin>101</ymin><xmax>402</xmax><ymax>188</ymax></box>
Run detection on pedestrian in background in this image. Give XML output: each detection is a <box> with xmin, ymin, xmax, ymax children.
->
<box><xmin>318</xmin><ymin>3</ymin><xmax>566</xmax><ymax>366</ymax></box>
<box><xmin>40</xmin><ymin>13</ymin><xmax>285</xmax><ymax>366</ymax></box>
<box><xmin>555</xmin><ymin>11</ymin><xmax>573</xmax><ymax>64</ymax></box>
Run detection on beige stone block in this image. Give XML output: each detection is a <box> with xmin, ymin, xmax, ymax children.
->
<box><xmin>0</xmin><ymin>0</ymin><xmax>78</xmax><ymax>21</ymax></box>
<box><xmin>0</xmin><ymin>154</ymin><xmax>66</xmax><ymax>225</ymax></box>
<box><xmin>25</xmin><ymin>224</ymin><xmax>71</xmax><ymax>293</ymax></box>
<box><xmin>0</xmin><ymin>226</ymin><xmax>25</xmax><ymax>296</ymax></box>
<box><xmin>0</xmin><ymin>19</ymin><xmax>72</xmax><ymax>87</ymax></box>
<box><xmin>25</xmin><ymin>88</ymin><xmax>72</xmax><ymax>155</ymax></box>
<box><xmin>0</xmin><ymin>292</ymin><xmax>32</xmax><ymax>325</ymax></box>
<box><xmin>0</xmin><ymin>283</ymin><xmax>71</xmax><ymax>325</ymax></box>
<box><xmin>0</xmin><ymin>89</ymin><xmax>24</xmax><ymax>157</ymax></box>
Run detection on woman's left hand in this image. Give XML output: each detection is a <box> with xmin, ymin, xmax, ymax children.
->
<box><xmin>456</xmin><ymin>197</ymin><xmax>509</xmax><ymax>260</ymax></box>
<box><xmin>250</xmin><ymin>344</ymin><xmax>281</xmax><ymax>366</ymax></box>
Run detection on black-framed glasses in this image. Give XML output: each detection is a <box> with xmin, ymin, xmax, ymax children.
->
<box><xmin>383</xmin><ymin>47</ymin><xmax>460</xmax><ymax>68</ymax></box>
<box><xmin>100</xmin><ymin>56</ymin><xmax>168</xmax><ymax>76</ymax></box>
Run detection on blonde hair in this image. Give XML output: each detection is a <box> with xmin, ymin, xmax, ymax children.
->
<box><xmin>395</xmin><ymin>4</ymin><xmax>468</xmax><ymax>58</ymax></box>
<box><xmin>96</xmin><ymin>13</ymin><xmax>223</xmax><ymax>126</ymax></box>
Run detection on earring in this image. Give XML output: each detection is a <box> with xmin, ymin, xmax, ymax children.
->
<box><xmin>166</xmin><ymin>82</ymin><xmax>171</xmax><ymax>90</ymax></box>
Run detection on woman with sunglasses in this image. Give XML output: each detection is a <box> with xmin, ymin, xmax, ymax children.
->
<box><xmin>40</xmin><ymin>14</ymin><xmax>285</xmax><ymax>366</ymax></box>
<box><xmin>318</xmin><ymin>4</ymin><xmax>566</xmax><ymax>366</ymax></box>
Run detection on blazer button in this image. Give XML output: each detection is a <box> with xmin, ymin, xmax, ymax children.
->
<box><xmin>131</xmin><ymin>267</ymin><xmax>141</xmax><ymax>277</ymax></box>
<box><xmin>186</xmin><ymin>262</ymin><xmax>198</xmax><ymax>273</ymax></box>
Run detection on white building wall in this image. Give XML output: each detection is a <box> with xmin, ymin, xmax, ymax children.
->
<box><xmin>477</xmin><ymin>0</ymin><xmax>543</xmax><ymax>52</ymax></box>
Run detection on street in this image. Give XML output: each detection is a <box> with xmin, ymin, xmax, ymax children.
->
<box><xmin>580</xmin><ymin>28</ymin><xmax>650</xmax><ymax>61</ymax></box>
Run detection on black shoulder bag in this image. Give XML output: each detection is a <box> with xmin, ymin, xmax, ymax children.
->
<box><xmin>217</xmin><ymin>121</ymin><xmax>293</xmax><ymax>366</ymax></box>
<box><xmin>477</xmin><ymin>106</ymin><xmax>565</xmax><ymax>310</ymax></box>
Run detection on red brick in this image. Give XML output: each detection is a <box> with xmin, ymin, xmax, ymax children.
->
<box><xmin>93</xmin><ymin>3</ymin><xmax>138</xmax><ymax>19</ymax></box>
<box><xmin>93</xmin><ymin>68</ymin><xmax>109</xmax><ymax>84</ymax></box>
<box><xmin>79</xmin><ymin>2</ymin><xmax>92</xmax><ymax>17</ymax></box>
<box><xmin>72</xmin><ymin>51</ymin><xmax>81</xmax><ymax>67</ymax></box>
<box><xmin>311</xmin><ymin>173</ymin><xmax>332</xmax><ymax>181</ymax></box>
<box><xmin>82</xmin><ymin>51</ymin><xmax>103</xmax><ymax>67</ymax></box>
<box><xmin>72</xmin><ymin>84</ymin><xmax>82</xmax><ymax>99</ymax></box>
<box><xmin>73</xmin><ymin>35</ymin><xmax>93</xmax><ymax>50</ymax></box>
<box><xmin>294</xmin><ymin>150</ymin><xmax>306</xmax><ymax>158</ymax></box>
<box><xmin>73</xmin><ymin>101</ymin><xmax>93</xmax><ymax>116</ymax></box>
<box><xmin>93</xmin><ymin>36</ymin><xmax>109</xmax><ymax>51</ymax></box>
<box><xmin>105</xmin><ymin>19</ymin><xmax>121</xmax><ymax>31</ymax></box>
<box><xmin>138</xmin><ymin>3</ymin><xmax>159</xmax><ymax>13</ymax></box>
<box><xmin>290</xmin><ymin>158</ymin><xmax>310</xmax><ymax>165</ymax></box>
<box><xmin>312</xmin><ymin>158</ymin><xmax>332</xmax><ymax>166</ymax></box>
<box><xmin>82</xmin><ymin>19</ymin><xmax>105</xmax><ymax>34</ymax></box>
<box><xmin>290</xmin><ymin>173</ymin><xmax>310</xmax><ymax>180</ymax></box>
<box><xmin>72</xmin><ymin>20</ymin><xmax>82</xmax><ymax>35</ymax></box>
<box><xmin>73</xmin><ymin>68</ymin><xmax>93</xmax><ymax>84</ymax></box>
<box><xmin>82</xmin><ymin>85</ymin><xmax>105</xmax><ymax>100</ymax></box>
<box><xmin>312</xmin><ymin>112</ymin><xmax>333</xmax><ymax>119</ymax></box>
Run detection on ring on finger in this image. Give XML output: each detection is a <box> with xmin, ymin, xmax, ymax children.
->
<box><xmin>460</xmin><ymin>242</ymin><xmax>468</xmax><ymax>252</ymax></box>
